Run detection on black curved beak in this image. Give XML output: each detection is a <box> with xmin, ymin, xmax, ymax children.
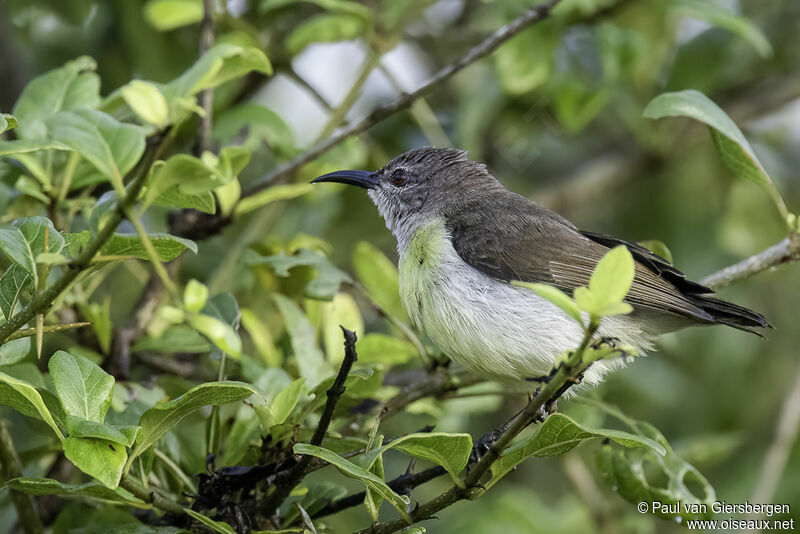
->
<box><xmin>311</xmin><ymin>170</ymin><xmax>378</xmax><ymax>189</ymax></box>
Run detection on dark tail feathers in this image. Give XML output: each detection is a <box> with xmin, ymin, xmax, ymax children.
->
<box><xmin>690</xmin><ymin>295</ymin><xmax>772</xmax><ymax>336</ymax></box>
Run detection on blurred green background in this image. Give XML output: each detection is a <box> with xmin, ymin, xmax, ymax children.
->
<box><xmin>1</xmin><ymin>0</ymin><xmax>799</xmax><ymax>532</ymax></box>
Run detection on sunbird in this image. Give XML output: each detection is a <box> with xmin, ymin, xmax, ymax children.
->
<box><xmin>313</xmin><ymin>147</ymin><xmax>770</xmax><ymax>389</ymax></box>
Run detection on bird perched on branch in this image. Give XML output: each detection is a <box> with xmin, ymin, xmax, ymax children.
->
<box><xmin>313</xmin><ymin>147</ymin><xmax>770</xmax><ymax>390</ymax></box>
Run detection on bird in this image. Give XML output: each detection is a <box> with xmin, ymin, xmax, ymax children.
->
<box><xmin>312</xmin><ymin>147</ymin><xmax>770</xmax><ymax>391</ymax></box>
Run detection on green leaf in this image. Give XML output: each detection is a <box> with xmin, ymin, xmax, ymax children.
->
<box><xmin>184</xmin><ymin>279</ymin><xmax>209</xmax><ymax>313</ymax></box>
<box><xmin>254</xmin><ymin>248</ymin><xmax>351</xmax><ymax>300</ymax></box>
<box><xmin>0</xmin><ymin>265</ymin><xmax>31</xmax><ymax>321</ymax></box>
<box><xmin>144</xmin><ymin>0</ymin><xmax>204</xmax><ymax>31</ymax></box>
<box><xmin>272</xmin><ymin>294</ymin><xmax>333</xmax><ymax>388</ymax></box>
<box><xmin>79</xmin><ymin>300</ymin><xmax>113</xmax><ymax>354</ymax></box>
<box><xmin>120</xmin><ymin>80</ymin><xmax>169</xmax><ymax>126</ymax></box>
<box><xmin>184</xmin><ymin>509</ymin><xmax>237</xmax><ymax>534</ymax></box>
<box><xmin>636</xmin><ymin>240</ymin><xmax>673</xmax><ymax>264</ymax></box>
<box><xmin>129</xmin><ymin>381</ymin><xmax>256</xmax><ymax>468</ymax></box>
<box><xmin>0</xmin><ymin>371</ymin><xmax>64</xmax><ymax>440</ymax></box>
<box><xmin>596</xmin><ymin>424</ymin><xmax>715</xmax><ymax>521</ymax></box>
<box><xmin>49</xmin><ymin>350</ymin><xmax>115</xmax><ymax>423</ymax></box>
<box><xmin>588</xmin><ymin>245</ymin><xmax>634</xmax><ymax>315</ymax></box>
<box><xmin>321</xmin><ymin>293</ymin><xmax>363</xmax><ymax>366</ymax></box>
<box><xmin>261</xmin><ymin>0</ymin><xmax>372</xmax><ymax>22</ymax></box>
<box><xmin>671</xmin><ymin>0</ymin><xmax>772</xmax><ymax>57</ymax></box>
<box><xmin>234</xmin><ymin>184</ymin><xmax>312</xmax><ymax>217</ymax></box>
<box><xmin>643</xmin><ymin>89</ymin><xmax>789</xmax><ymax>222</ymax></box>
<box><xmin>63</xmin><ymin>436</ymin><xmax>127</xmax><ymax>488</ymax></box>
<box><xmin>143</xmin><ymin>154</ymin><xmax>224</xmax><ymax>209</ymax></box>
<box><xmin>0</xmin><ymin>113</ymin><xmax>18</xmax><ymax>133</ymax></box>
<box><xmin>213</xmin><ymin>104</ymin><xmax>295</xmax><ymax>156</ymax></box>
<box><xmin>46</xmin><ymin>109</ymin><xmax>146</xmax><ymax>189</ymax></box>
<box><xmin>355</xmin><ymin>334</ymin><xmax>416</xmax><ymax>365</ymax></box>
<box><xmin>66</xmin><ymin>416</ymin><xmax>140</xmax><ymax>447</ymax></box>
<box><xmin>132</xmin><ymin>325</ymin><xmax>211</xmax><ymax>354</ymax></box>
<box><xmin>12</xmin><ymin>56</ymin><xmax>100</xmax><ymax>140</ymax></box>
<box><xmin>0</xmin><ymin>337</ymin><xmax>32</xmax><ymax>365</ymax></box>
<box><xmin>494</xmin><ymin>23</ymin><xmax>559</xmax><ymax>95</ymax></box>
<box><xmin>0</xmin><ymin>226</ymin><xmax>36</xmax><ymax>280</ymax></box>
<box><xmin>67</xmin><ymin>230</ymin><xmax>197</xmax><ymax>262</ymax></box>
<box><xmin>0</xmin><ymin>139</ymin><xmax>72</xmax><ymax>156</ymax></box>
<box><xmin>293</xmin><ymin>443</ymin><xmax>411</xmax><ymax>520</ymax></box>
<box><xmin>286</xmin><ymin>13</ymin><xmax>367</xmax><ymax>56</ymax></box>
<box><xmin>358</xmin><ymin>432</ymin><xmax>473</xmax><ymax>486</ymax></box>
<box><xmin>269</xmin><ymin>377</ymin><xmax>306</xmax><ymax>426</ymax></box>
<box><xmin>189</xmin><ymin>314</ymin><xmax>242</xmax><ymax>358</ymax></box>
<box><xmin>240</xmin><ymin>308</ymin><xmax>281</xmax><ymax>367</ymax></box>
<box><xmin>513</xmin><ymin>282</ymin><xmax>582</xmax><ymax>324</ymax></box>
<box><xmin>2</xmin><ymin>478</ymin><xmax>147</xmax><ymax>507</ymax></box>
<box><xmin>152</xmin><ymin>189</ymin><xmax>216</xmax><ymax>214</ymax></box>
<box><xmin>487</xmin><ymin>413</ymin><xmax>665</xmax><ymax>489</ymax></box>
<box><xmin>166</xmin><ymin>44</ymin><xmax>272</xmax><ymax>98</ymax></box>
<box><xmin>352</xmin><ymin>241</ymin><xmax>407</xmax><ymax>321</ymax></box>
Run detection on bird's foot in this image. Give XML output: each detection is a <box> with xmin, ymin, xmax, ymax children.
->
<box><xmin>469</xmin><ymin>428</ymin><xmax>504</xmax><ymax>464</ymax></box>
<box><xmin>591</xmin><ymin>336</ymin><xmax>620</xmax><ymax>349</ymax></box>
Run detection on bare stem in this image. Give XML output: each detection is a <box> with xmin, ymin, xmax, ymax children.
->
<box><xmin>197</xmin><ymin>0</ymin><xmax>215</xmax><ymax>155</ymax></box>
<box><xmin>701</xmin><ymin>235</ymin><xmax>800</xmax><ymax>290</ymax></box>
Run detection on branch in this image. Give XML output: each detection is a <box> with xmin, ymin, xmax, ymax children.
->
<box><xmin>700</xmin><ymin>235</ymin><xmax>800</xmax><ymax>290</ymax></box>
<box><xmin>196</xmin><ymin>0</ymin><xmax>215</xmax><ymax>155</ymax></box>
<box><xmin>262</xmin><ymin>327</ymin><xmax>359</xmax><ymax>513</ymax></box>
<box><xmin>0</xmin><ymin>133</ymin><xmax>166</xmax><ymax>345</ymax></box>
<box><xmin>242</xmin><ymin>0</ymin><xmax>562</xmax><ymax>197</ymax></box>
<box><xmin>119</xmin><ymin>476</ymin><xmax>186</xmax><ymax>516</ymax></box>
<box><xmin>358</xmin><ymin>323</ymin><xmax>599</xmax><ymax>534</ymax></box>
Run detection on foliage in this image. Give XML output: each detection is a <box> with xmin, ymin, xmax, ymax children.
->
<box><xmin>0</xmin><ymin>0</ymin><xmax>798</xmax><ymax>533</ymax></box>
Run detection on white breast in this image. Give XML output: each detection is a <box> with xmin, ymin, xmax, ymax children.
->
<box><xmin>398</xmin><ymin>220</ymin><xmax>652</xmax><ymax>391</ymax></box>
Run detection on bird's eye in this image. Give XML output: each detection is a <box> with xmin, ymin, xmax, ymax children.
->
<box><xmin>391</xmin><ymin>169</ymin><xmax>406</xmax><ymax>187</ymax></box>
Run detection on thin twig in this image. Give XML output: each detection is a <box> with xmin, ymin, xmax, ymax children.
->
<box><xmin>119</xmin><ymin>476</ymin><xmax>186</xmax><ymax>516</ymax></box>
<box><xmin>0</xmin><ymin>422</ymin><xmax>44</xmax><ymax>534</ymax></box>
<box><xmin>263</xmin><ymin>327</ymin><xmax>359</xmax><ymax>513</ymax></box>
<box><xmin>241</xmin><ymin>0</ymin><xmax>562</xmax><ymax>198</ymax></box>
<box><xmin>197</xmin><ymin>0</ymin><xmax>215</xmax><ymax>155</ymax></box>
<box><xmin>700</xmin><ymin>235</ymin><xmax>800</xmax><ymax>290</ymax></box>
<box><xmin>747</xmin><ymin>366</ymin><xmax>800</xmax><ymax>520</ymax></box>
<box><xmin>5</xmin><ymin>322</ymin><xmax>91</xmax><ymax>341</ymax></box>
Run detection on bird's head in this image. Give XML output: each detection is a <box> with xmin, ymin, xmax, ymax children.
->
<box><xmin>312</xmin><ymin>147</ymin><xmax>500</xmax><ymax>245</ymax></box>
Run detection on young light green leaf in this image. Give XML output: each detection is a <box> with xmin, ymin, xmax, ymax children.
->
<box><xmin>184</xmin><ymin>509</ymin><xmax>237</xmax><ymax>534</ymax></box>
<box><xmin>0</xmin><ymin>113</ymin><xmax>18</xmax><ymax>133</ymax></box>
<box><xmin>240</xmin><ymin>308</ymin><xmax>281</xmax><ymax>367</ymax></box>
<box><xmin>65</xmin><ymin>416</ymin><xmax>140</xmax><ymax>447</ymax></box>
<box><xmin>79</xmin><ymin>300</ymin><xmax>112</xmax><ymax>354</ymax></box>
<box><xmin>2</xmin><ymin>477</ymin><xmax>147</xmax><ymax>507</ymax></box>
<box><xmin>285</xmin><ymin>14</ymin><xmax>367</xmax><ymax>56</ymax></box>
<box><xmin>352</xmin><ymin>241</ymin><xmax>407</xmax><ymax>321</ymax></box>
<box><xmin>671</xmin><ymin>0</ymin><xmax>772</xmax><ymax>57</ymax></box>
<box><xmin>293</xmin><ymin>443</ymin><xmax>411</xmax><ymax>520</ymax></box>
<box><xmin>63</xmin><ymin>436</ymin><xmax>127</xmax><ymax>488</ymax></box>
<box><xmin>270</xmin><ymin>377</ymin><xmax>306</xmax><ymax>426</ymax></box>
<box><xmin>644</xmin><ymin>89</ymin><xmax>789</xmax><ymax>223</ymax></box>
<box><xmin>189</xmin><ymin>314</ymin><xmax>242</xmax><ymax>359</ymax></box>
<box><xmin>272</xmin><ymin>294</ymin><xmax>333</xmax><ymax>388</ymax></box>
<box><xmin>129</xmin><ymin>381</ymin><xmax>256</xmax><ymax>467</ymax></box>
<box><xmin>0</xmin><ymin>371</ymin><xmax>64</xmax><ymax>441</ymax></box>
<box><xmin>513</xmin><ymin>282</ymin><xmax>582</xmax><ymax>324</ymax></box>
<box><xmin>184</xmin><ymin>279</ymin><xmax>209</xmax><ymax>313</ymax></box>
<box><xmin>354</xmin><ymin>333</ymin><xmax>417</xmax><ymax>366</ymax></box>
<box><xmin>49</xmin><ymin>350</ymin><xmax>115</xmax><ymax>423</ymax></box>
<box><xmin>487</xmin><ymin>413</ymin><xmax>665</xmax><ymax>489</ymax></box>
<box><xmin>120</xmin><ymin>80</ymin><xmax>169</xmax><ymax>126</ymax></box>
<box><xmin>144</xmin><ymin>0</ymin><xmax>205</xmax><ymax>31</ymax></box>
<box><xmin>588</xmin><ymin>245</ymin><xmax>634</xmax><ymax>313</ymax></box>
<box><xmin>321</xmin><ymin>293</ymin><xmax>363</xmax><ymax>366</ymax></box>
<box><xmin>234</xmin><ymin>183</ymin><xmax>313</xmax><ymax>217</ymax></box>
<box><xmin>636</xmin><ymin>240</ymin><xmax>673</xmax><ymax>265</ymax></box>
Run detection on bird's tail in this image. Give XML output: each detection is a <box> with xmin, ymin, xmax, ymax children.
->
<box><xmin>690</xmin><ymin>295</ymin><xmax>772</xmax><ymax>335</ymax></box>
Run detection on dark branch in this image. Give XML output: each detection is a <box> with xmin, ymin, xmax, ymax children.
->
<box><xmin>262</xmin><ymin>327</ymin><xmax>359</xmax><ymax>513</ymax></box>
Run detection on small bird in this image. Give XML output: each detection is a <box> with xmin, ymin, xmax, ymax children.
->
<box><xmin>313</xmin><ymin>147</ymin><xmax>770</xmax><ymax>390</ymax></box>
